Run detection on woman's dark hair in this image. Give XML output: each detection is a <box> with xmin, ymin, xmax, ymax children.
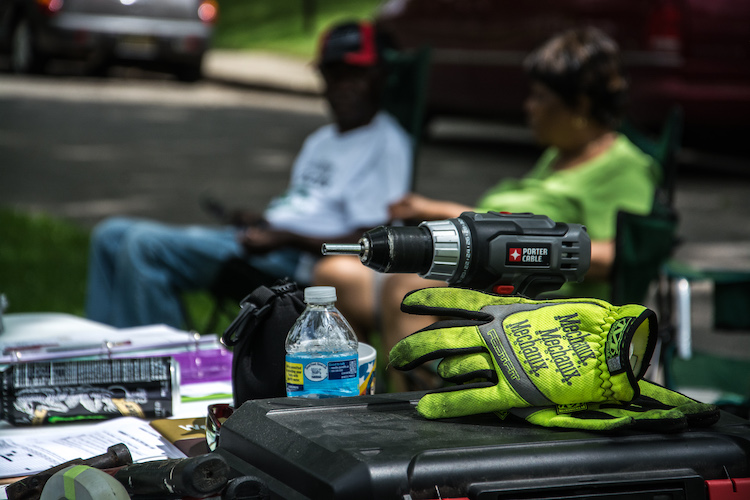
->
<box><xmin>524</xmin><ymin>27</ymin><xmax>628</xmax><ymax>128</ymax></box>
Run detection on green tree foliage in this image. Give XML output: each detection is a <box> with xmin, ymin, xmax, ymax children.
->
<box><xmin>213</xmin><ymin>0</ymin><xmax>384</xmax><ymax>57</ymax></box>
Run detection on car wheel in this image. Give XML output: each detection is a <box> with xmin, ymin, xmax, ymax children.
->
<box><xmin>87</xmin><ymin>56</ymin><xmax>112</xmax><ymax>78</ymax></box>
<box><xmin>174</xmin><ymin>62</ymin><xmax>203</xmax><ymax>83</ymax></box>
<box><xmin>10</xmin><ymin>19</ymin><xmax>46</xmax><ymax>74</ymax></box>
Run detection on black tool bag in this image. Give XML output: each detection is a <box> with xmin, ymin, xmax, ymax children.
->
<box><xmin>221</xmin><ymin>280</ymin><xmax>306</xmax><ymax>407</ymax></box>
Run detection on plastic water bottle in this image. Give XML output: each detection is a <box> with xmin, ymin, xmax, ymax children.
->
<box><xmin>285</xmin><ymin>286</ymin><xmax>359</xmax><ymax>398</ymax></box>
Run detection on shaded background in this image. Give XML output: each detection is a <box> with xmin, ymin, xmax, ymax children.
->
<box><xmin>1</xmin><ymin>0</ymin><xmax>749</xmax><ymax>403</ymax></box>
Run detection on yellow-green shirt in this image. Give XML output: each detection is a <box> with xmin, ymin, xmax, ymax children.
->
<box><xmin>474</xmin><ymin>134</ymin><xmax>659</xmax><ymax>298</ymax></box>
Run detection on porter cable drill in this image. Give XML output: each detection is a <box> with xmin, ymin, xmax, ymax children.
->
<box><xmin>322</xmin><ymin>212</ymin><xmax>591</xmax><ymax>298</ymax></box>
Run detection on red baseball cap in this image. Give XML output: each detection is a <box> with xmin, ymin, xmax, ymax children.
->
<box><xmin>317</xmin><ymin>21</ymin><xmax>380</xmax><ymax>67</ymax></box>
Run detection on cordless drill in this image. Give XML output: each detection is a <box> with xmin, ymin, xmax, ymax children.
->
<box><xmin>322</xmin><ymin>212</ymin><xmax>591</xmax><ymax>298</ymax></box>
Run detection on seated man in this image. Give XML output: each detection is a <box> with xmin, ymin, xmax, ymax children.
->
<box><xmin>313</xmin><ymin>27</ymin><xmax>660</xmax><ymax>388</ymax></box>
<box><xmin>85</xmin><ymin>20</ymin><xmax>412</xmax><ymax>328</ymax></box>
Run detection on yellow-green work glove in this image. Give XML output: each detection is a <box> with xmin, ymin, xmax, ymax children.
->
<box><xmin>505</xmin><ymin>380</ymin><xmax>720</xmax><ymax>432</ymax></box>
<box><xmin>389</xmin><ymin>288</ymin><xmax>658</xmax><ymax>419</ymax></box>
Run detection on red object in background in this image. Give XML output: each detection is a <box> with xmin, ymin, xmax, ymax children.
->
<box><xmin>35</xmin><ymin>0</ymin><xmax>64</xmax><ymax>15</ymax></box>
<box><xmin>376</xmin><ymin>0</ymin><xmax>750</xmax><ymax>140</ymax></box>
<box><xmin>493</xmin><ymin>284</ymin><xmax>516</xmax><ymax>295</ymax></box>
<box><xmin>647</xmin><ymin>1</ymin><xmax>683</xmax><ymax>52</ymax></box>
<box><xmin>706</xmin><ymin>477</ymin><xmax>750</xmax><ymax>498</ymax></box>
<box><xmin>198</xmin><ymin>0</ymin><xmax>219</xmax><ymax>24</ymax></box>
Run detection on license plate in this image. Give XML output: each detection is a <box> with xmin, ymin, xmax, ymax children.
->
<box><xmin>115</xmin><ymin>35</ymin><xmax>158</xmax><ymax>59</ymax></box>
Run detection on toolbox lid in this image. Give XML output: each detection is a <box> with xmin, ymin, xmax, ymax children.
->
<box><xmin>218</xmin><ymin>392</ymin><xmax>750</xmax><ymax>499</ymax></box>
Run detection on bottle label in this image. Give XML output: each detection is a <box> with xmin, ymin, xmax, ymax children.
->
<box><xmin>328</xmin><ymin>359</ymin><xmax>356</xmax><ymax>380</ymax></box>
<box><xmin>285</xmin><ymin>352</ymin><xmax>358</xmax><ymax>397</ymax></box>
<box><xmin>285</xmin><ymin>361</ymin><xmax>305</xmax><ymax>390</ymax></box>
<box><xmin>304</xmin><ymin>361</ymin><xmax>328</xmax><ymax>382</ymax></box>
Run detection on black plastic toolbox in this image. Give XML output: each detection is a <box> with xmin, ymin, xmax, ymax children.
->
<box><xmin>216</xmin><ymin>391</ymin><xmax>750</xmax><ymax>499</ymax></box>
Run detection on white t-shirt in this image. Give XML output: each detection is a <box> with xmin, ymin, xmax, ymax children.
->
<box><xmin>264</xmin><ymin>112</ymin><xmax>412</xmax><ymax>238</ymax></box>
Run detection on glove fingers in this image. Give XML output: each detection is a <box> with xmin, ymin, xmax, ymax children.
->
<box><xmin>638</xmin><ymin>379</ymin><xmax>700</xmax><ymax>406</ymax></box>
<box><xmin>401</xmin><ymin>287</ymin><xmax>523</xmax><ymax>318</ymax></box>
<box><xmin>509</xmin><ymin>390</ymin><xmax>696</xmax><ymax>432</ymax></box>
<box><xmin>638</xmin><ymin>380</ymin><xmax>719</xmax><ymax>427</ymax></box>
<box><xmin>416</xmin><ymin>384</ymin><xmax>511</xmax><ymax>419</ymax></box>
<box><xmin>683</xmin><ymin>404</ymin><xmax>721</xmax><ymax>428</ymax></box>
<box><xmin>597</xmin><ymin>397</ymin><xmax>693</xmax><ymax>432</ymax></box>
<box><xmin>510</xmin><ymin>406</ymin><xmax>635</xmax><ymax>431</ymax></box>
<box><xmin>437</xmin><ymin>353</ymin><xmax>496</xmax><ymax>383</ymax></box>
<box><xmin>610</xmin><ymin>403</ymin><xmax>688</xmax><ymax>429</ymax></box>
<box><xmin>629</xmin><ymin>413</ymin><xmax>688</xmax><ymax>432</ymax></box>
<box><xmin>516</xmin><ymin>403</ymin><xmax>686</xmax><ymax>432</ymax></box>
<box><xmin>389</xmin><ymin>325</ymin><xmax>486</xmax><ymax>370</ymax></box>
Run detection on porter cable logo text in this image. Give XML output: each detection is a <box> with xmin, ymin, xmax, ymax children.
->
<box><xmin>507</xmin><ymin>244</ymin><xmax>551</xmax><ymax>266</ymax></box>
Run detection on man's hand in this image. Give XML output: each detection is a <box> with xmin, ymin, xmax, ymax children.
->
<box><xmin>227</xmin><ymin>210</ymin><xmax>265</xmax><ymax>227</ymax></box>
<box><xmin>238</xmin><ymin>227</ymin><xmax>291</xmax><ymax>254</ymax></box>
<box><xmin>200</xmin><ymin>196</ymin><xmax>264</xmax><ymax>227</ymax></box>
<box><xmin>388</xmin><ymin>193</ymin><xmax>430</xmax><ymax>220</ymax></box>
<box><xmin>389</xmin><ymin>193</ymin><xmax>472</xmax><ymax>222</ymax></box>
<box><xmin>238</xmin><ymin>226</ymin><xmax>375</xmax><ymax>255</ymax></box>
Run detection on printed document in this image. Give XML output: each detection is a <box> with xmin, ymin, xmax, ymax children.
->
<box><xmin>0</xmin><ymin>417</ymin><xmax>185</xmax><ymax>479</ymax></box>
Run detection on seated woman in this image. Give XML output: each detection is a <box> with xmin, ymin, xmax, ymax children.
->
<box><xmin>314</xmin><ymin>27</ymin><xmax>660</xmax><ymax>390</ymax></box>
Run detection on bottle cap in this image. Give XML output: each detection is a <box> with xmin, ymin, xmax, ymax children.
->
<box><xmin>304</xmin><ymin>286</ymin><xmax>337</xmax><ymax>304</ymax></box>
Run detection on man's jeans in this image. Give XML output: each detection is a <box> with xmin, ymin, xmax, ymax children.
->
<box><xmin>85</xmin><ymin>217</ymin><xmax>300</xmax><ymax>328</ymax></box>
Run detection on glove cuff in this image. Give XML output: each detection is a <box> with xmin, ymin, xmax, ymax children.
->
<box><xmin>606</xmin><ymin>306</ymin><xmax>658</xmax><ymax>402</ymax></box>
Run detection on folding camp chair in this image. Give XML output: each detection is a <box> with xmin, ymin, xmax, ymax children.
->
<box><xmin>620</xmin><ymin>107</ymin><xmax>750</xmax><ymax>412</ymax></box>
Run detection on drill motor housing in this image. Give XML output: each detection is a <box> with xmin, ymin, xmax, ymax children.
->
<box><xmin>323</xmin><ymin>212</ymin><xmax>591</xmax><ymax>298</ymax></box>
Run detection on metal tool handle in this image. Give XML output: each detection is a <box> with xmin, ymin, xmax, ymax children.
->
<box><xmin>113</xmin><ymin>454</ymin><xmax>229</xmax><ymax>498</ymax></box>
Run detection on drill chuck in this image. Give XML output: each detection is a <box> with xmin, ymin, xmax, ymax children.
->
<box><xmin>323</xmin><ymin>225</ymin><xmax>435</xmax><ymax>275</ymax></box>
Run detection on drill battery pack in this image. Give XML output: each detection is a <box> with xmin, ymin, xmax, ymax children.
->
<box><xmin>216</xmin><ymin>391</ymin><xmax>750</xmax><ymax>500</ymax></box>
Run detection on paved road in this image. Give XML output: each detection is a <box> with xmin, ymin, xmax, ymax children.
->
<box><xmin>0</xmin><ymin>73</ymin><xmax>536</xmax><ymax>227</ymax></box>
<box><xmin>1</xmin><ymin>72</ymin><xmax>748</xmax><ymax>246</ymax></box>
<box><xmin>0</xmin><ymin>74</ymin><xmax>327</xmax><ymax>226</ymax></box>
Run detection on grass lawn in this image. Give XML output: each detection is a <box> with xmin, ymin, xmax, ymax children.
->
<box><xmin>0</xmin><ymin>209</ymin><xmax>89</xmax><ymax>317</ymax></box>
<box><xmin>212</xmin><ymin>0</ymin><xmax>384</xmax><ymax>57</ymax></box>
<box><xmin>0</xmin><ymin>209</ymin><xmax>229</xmax><ymax>333</ymax></box>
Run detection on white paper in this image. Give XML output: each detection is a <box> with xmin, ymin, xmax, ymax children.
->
<box><xmin>0</xmin><ymin>417</ymin><xmax>185</xmax><ymax>479</ymax></box>
<box><xmin>0</xmin><ymin>314</ymin><xmax>218</xmax><ymax>364</ymax></box>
